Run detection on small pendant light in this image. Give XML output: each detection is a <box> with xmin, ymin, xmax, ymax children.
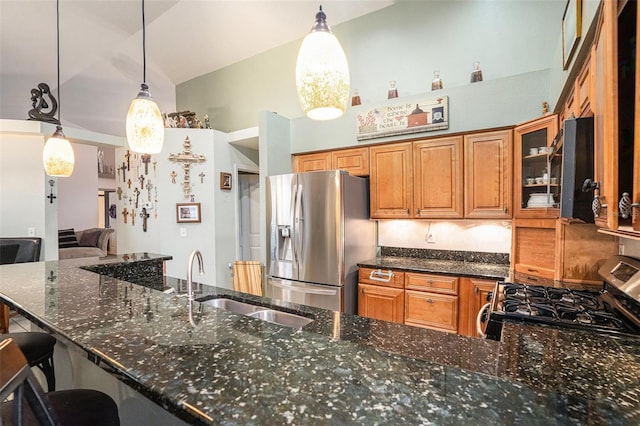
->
<box><xmin>43</xmin><ymin>0</ymin><xmax>74</xmax><ymax>177</ymax></box>
<box><xmin>126</xmin><ymin>0</ymin><xmax>164</xmax><ymax>154</ymax></box>
<box><xmin>295</xmin><ymin>5</ymin><xmax>350</xmax><ymax>121</ymax></box>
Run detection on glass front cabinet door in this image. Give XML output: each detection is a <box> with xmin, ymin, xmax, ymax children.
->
<box><xmin>514</xmin><ymin>114</ymin><xmax>559</xmax><ymax>218</ymax></box>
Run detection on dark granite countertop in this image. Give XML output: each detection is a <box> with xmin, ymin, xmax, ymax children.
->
<box><xmin>358</xmin><ymin>256</ymin><xmax>510</xmax><ymax>280</ymax></box>
<box><xmin>1</xmin><ymin>256</ymin><xmax>638</xmax><ymax>425</ymax></box>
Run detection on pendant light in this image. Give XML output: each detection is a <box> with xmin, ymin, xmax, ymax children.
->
<box><xmin>126</xmin><ymin>0</ymin><xmax>164</xmax><ymax>154</ymax></box>
<box><xmin>295</xmin><ymin>5</ymin><xmax>350</xmax><ymax>121</ymax></box>
<box><xmin>43</xmin><ymin>0</ymin><xmax>74</xmax><ymax>177</ymax></box>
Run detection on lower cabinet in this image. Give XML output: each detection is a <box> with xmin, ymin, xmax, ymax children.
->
<box><xmin>405</xmin><ymin>291</ymin><xmax>458</xmax><ymax>332</ymax></box>
<box><xmin>458</xmin><ymin>277</ymin><xmax>496</xmax><ymax>337</ymax></box>
<box><xmin>358</xmin><ymin>283</ymin><xmax>404</xmax><ymax>323</ymax></box>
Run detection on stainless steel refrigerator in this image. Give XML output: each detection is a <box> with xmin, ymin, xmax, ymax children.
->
<box><xmin>266</xmin><ymin>170</ymin><xmax>375</xmax><ymax>314</ymax></box>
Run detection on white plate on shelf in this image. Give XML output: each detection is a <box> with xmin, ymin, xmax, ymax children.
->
<box><xmin>527</xmin><ymin>193</ymin><xmax>554</xmax><ymax>208</ymax></box>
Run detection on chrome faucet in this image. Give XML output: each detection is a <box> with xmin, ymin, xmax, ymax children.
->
<box><xmin>186</xmin><ymin>249</ymin><xmax>204</xmax><ymax>302</ymax></box>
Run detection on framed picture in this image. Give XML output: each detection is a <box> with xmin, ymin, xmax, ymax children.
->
<box><xmin>220</xmin><ymin>172</ymin><xmax>232</xmax><ymax>190</ymax></box>
<box><xmin>562</xmin><ymin>0</ymin><xmax>582</xmax><ymax>70</ymax></box>
<box><xmin>176</xmin><ymin>203</ymin><xmax>201</xmax><ymax>223</ymax></box>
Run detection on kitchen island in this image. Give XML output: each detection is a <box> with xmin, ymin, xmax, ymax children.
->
<box><xmin>0</xmin><ymin>255</ymin><xmax>638</xmax><ymax>425</ymax></box>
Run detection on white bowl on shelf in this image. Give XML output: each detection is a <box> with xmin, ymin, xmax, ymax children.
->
<box><xmin>527</xmin><ymin>193</ymin><xmax>554</xmax><ymax>208</ymax></box>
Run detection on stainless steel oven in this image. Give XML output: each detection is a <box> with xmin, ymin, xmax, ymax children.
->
<box><xmin>479</xmin><ymin>255</ymin><xmax>640</xmax><ymax>341</ymax></box>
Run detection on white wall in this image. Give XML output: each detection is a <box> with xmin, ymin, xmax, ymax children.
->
<box><xmin>378</xmin><ymin>220</ymin><xmax>511</xmax><ymax>254</ymax></box>
<box><xmin>58</xmin><ymin>143</ymin><xmax>99</xmax><ymax>231</ymax></box>
<box><xmin>115</xmin><ymin>128</ymin><xmax>259</xmax><ymax>288</ymax></box>
<box><xmin>0</xmin><ymin>132</ymin><xmax>52</xmax><ymax>260</ymax></box>
<box><xmin>621</xmin><ymin>238</ymin><xmax>640</xmax><ymax>259</ymax></box>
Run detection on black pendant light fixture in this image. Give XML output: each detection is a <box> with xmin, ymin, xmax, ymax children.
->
<box><xmin>126</xmin><ymin>0</ymin><xmax>164</xmax><ymax>154</ymax></box>
<box><xmin>42</xmin><ymin>0</ymin><xmax>75</xmax><ymax>177</ymax></box>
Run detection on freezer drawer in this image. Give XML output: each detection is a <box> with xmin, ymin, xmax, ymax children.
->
<box><xmin>266</xmin><ymin>277</ymin><xmax>343</xmax><ymax>312</ymax></box>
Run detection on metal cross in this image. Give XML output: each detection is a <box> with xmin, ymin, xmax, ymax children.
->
<box><xmin>116</xmin><ymin>187</ymin><xmax>122</xmax><ymax>200</ymax></box>
<box><xmin>133</xmin><ymin>188</ymin><xmax>140</xmax><ymax>208</ymax></box>
<box><xmin>119</xmin><ymin>162</ymin><xmax>127</xmax><ymax>182</ymax></box>
<box><xmin>125</xmin><ymin>150</ymin><xmax>131</xmax><ymax>170</ymax></box>
<box><xmin>140</xmin><ymin>207</ymin><xmax>150</xmax><ymax>232</ymax></box>
<box><xmin>168</xmin><ymin>137</ymin><xmax>206</xmax><ymax>197</ymax></box>
<box><xmin>199</xmin><ymin>172</ymin><xmax>205</xmax><ymax>183</ymax></box>
<box><xmin>141</xmin><ymin>154</ymin><xmax>151</xmax><ymax>175</ymax></box>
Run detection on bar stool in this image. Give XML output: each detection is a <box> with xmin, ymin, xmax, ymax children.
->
<box><xmin>0</xmin><ymin>337</ymin><xmax>120</xmax><ymax>425</ymax></box>
<box><xmin>0</xmin><ymin>332</ymin><xmax>56</xmax><ymax>392</ymax></box>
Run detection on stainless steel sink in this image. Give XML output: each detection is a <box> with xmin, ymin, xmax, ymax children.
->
<box><xmin>200</xmin><ymin>298</ymin><xmax>264</xmax><ymax>315</ymax></box>
<box><xmin>200</xmin><ymin>298</ymin><xmax>313</xmax><ymax>328</ymax></box>
<box><xmin>246</xmin><ymin>309</ymin><xmax>314</xmax><ymax>328</ymax></box>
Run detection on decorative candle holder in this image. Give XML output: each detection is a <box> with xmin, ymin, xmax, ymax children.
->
<box><xmin>431</xmin><ymin>71</ymin><xmax>443</xmax><ymax>91</ymax></box>
<box><xmin>387</xmin><ymin>81</ymin><xmax>398</xmax><ymax>99</ymax></box>
<box><xmin>470</xmin><ymin>61</ymin><xmax>483</xmax><ymax>83</ymax></box>
<box><xmin>351</xmin><ymin>89</ymin><xmax>361</xmax><ymax>106</ymax></box>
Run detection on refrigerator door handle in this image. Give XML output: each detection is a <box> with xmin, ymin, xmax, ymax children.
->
<box><xmin>296</xmin><ymin>184</ymin><xmax>304</xmax><ymax>266</ymax></box>
<box><xmin>270</xmin><ymin>279</ymin><xmax>338</xmax><ymax>296</ymax></box>
<box><xmin>291</xmin><ymin>179</ymin><xmax>299</xmax><ymax>268</ymax></box>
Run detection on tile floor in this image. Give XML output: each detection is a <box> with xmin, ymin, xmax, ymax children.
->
<box><xmin>8</xmin><ymin>313</ymin><xmax>31</xmax><ymax>333</ymax></box>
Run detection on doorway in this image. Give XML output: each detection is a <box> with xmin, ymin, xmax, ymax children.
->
<box><xmin>237</xmin><ymin>170</ymin><xmax>260</xmax><ymax>261</ymax></box>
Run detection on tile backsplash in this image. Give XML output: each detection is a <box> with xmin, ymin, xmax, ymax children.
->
<box><xmin>378</xmin><ymin>220</ymin><xmax>511</xmax><ymax>254</ymax></box>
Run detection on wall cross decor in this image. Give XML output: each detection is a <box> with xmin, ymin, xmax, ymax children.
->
<box><xmin>168</xmin><ymin>136</ymin><xmax>206</xmax><ymax>197</ymax></box>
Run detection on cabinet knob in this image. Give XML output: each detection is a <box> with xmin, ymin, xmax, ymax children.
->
<box><xmin>426</xmin><ymin>299</ymin><xmax>433</xmax><ymax>303</ymax></box>
<box><xmin>474</xmin><ymin>286</ymin><xmax>479</xmax><ymax>295</ymax></box>
<box><xmin>527</xmin><ymin>268</ymin><xmax>538</xmax><ymax>273</ymax></box>
<box><xmin>416</xmin><ymin>208</ymin><xmax>420</xmax><ymax>215</ymax></box>
<box><xmin>406</xmin><ymin>208</ymin><xmax>410</xmax><ymax>214</ymax></box>
<box><xmin>427</xmin><ymin>279</ymin><xmax>433</xmax><ymax>284</ymax></box>
<box><xmin>504</xmin><ymin>206</ymin><xmax>508</xmax><ymax>214</ymax></box>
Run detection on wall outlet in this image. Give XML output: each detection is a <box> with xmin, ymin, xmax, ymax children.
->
<box><xmin>27</xmin><ymin>227</ymin><xmax>35</xmax><ymax>237</ymax></box>
<box><xmin>426</xmin><ymin>233</ymin><xmax>436</xmax><ymax>244</ymax></box>
<box><xmin>180</xmin><ymin>228</ymin><xmax>187</xmax><ymax>237</ymax></box>
<box><xmin>619</xmin><ymin>244</ymin><xmax>625</xmax><ymax>255</ymax></box>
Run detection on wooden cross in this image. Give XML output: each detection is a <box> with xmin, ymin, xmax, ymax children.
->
<box><xmin>116</xmin><ymin>187</ymin><xmax>122</xmax><ymax>200</ymax></box>
<box><xmin>125</xmin><ymin>150</ymin><xmax>131</xmax><ymax>170</ymax></box>
<box><xmin>131</xmin><ymin>209</ymin><xmax>135</xmax><ymax>226</ymax></box>
<box><xmin>153</xmin><ymin>160</ymin><xmax>158</xmax><ymax>176</ymax></box>
<box><xmin>139</xmin><ymin>174</ymin><xmax>145</xmax><ymax>189</ymax></box>
<box><xmin>168</xmin><ymin>137</ymin><xmax>206</xmax><ymax>197</ymax></box>
<box><xmin>140</xmin><ymin>207</ymin><xmax>150</xmax><ymax>232</ymax></box>
<box><xmin>119</xmin><ymin>162</ymin><xmax>127</xmax><ymax>182</ymax></box>
<box><xmin>122</xmin><ymin>207</ymin><xmax>129</xmax><ymax>224</ymax></box>
<box><xmin>199</xmin><ymin>172</ymin><xmax>205</xmax><ymax>183</ymax></box>
<box><xmin>127</xmin><ymin>178</ymin><xmax>132</xmax><ymax>189</ymax></box>
<box><xmin>141</xmin><ymin>154</ymin><xmax>151</xmax><ymax>174</ymax></box>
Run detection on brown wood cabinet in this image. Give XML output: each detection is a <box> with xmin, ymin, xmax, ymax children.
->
<box><xmin>369</xmin><ymin>142</ymin><xmax>413</xmax><ymax>218</ymax></box>
<box><xmin>292</xmin><ymin>147</ymin><xmax>369</xmax><ymax>176</ymax></box>
<box><xmin>404</xmin><ymin>272</ymin><xmax>458</xmax><ymax>333</ymax></box>
<box><xmin>413</xmin><ymin>136</ymin><xmax>464</xmax><ymax>218</ymax></box>
<box><xmin>458</xmin><ymin>277</ymin><xmax>496</xmax><ymax>338</ymax></box>
<box><xmin>511</xmin><ymin>219</ymin><xmax>557</xmax><ymax>286</ymax></box>
<box><xmin>357</xmin><ymin>267</ymin><xmax>405</xmax><ymax>324</ymax></box>
<box><xmin>513</xmin><ymin>115</ymin><xmax>559</xmax><ymax>219</ymax></box>
<box><xmin>463</xmin><ymin>130</ymin><xmax>512</xmax><ymax>218</ymax></box>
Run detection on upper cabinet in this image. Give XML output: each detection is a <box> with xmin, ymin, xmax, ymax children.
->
<box><xmin>293</xmin><ymin>147</ymin><xmax>369</xmax><ymax>176</ymax></box>
<box><xmin>513</xmin><ymin>115</ymin><xmax>559</xmax><ymax>219</ymax></box>
<box><xmin>464</xmin><ymin>130</ymin><xmax>512</xmax><ymax>219</ymax></box>
<box><xmin>369</xmin><ymin>130</ymin><xmax>512</xmax><ymax>220</ymax></box>
<box><xmin>413</xmin><ymin>136</ymin><xmax>464</xmax><ymax>219</ymax></box>
<box><xmin>589</xmin><ymin>0</ymin><xmax>639</xmax><ymax>235</ymax></box>
<box><xmin>369</xmin><ymin>142</ymin><xmax>413</xmax><ymax>218</ymax></box>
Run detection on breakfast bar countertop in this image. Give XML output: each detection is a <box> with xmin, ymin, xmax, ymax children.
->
<box><xmin>0</xmin><ymin>256</ymin><xmax>638</xmax><ymax>425</ymax></box>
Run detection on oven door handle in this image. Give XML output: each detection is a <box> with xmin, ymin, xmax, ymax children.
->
<box><xmin>477</xmin><ymin>302</ymin><xmax>491</xmax><ymax>338</ymax></box>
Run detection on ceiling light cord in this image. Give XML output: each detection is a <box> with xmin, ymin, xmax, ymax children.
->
<box><xmin>142</xmin><ymin>0</ymin><xmax>146</xmax><ymax>84</ymax></box>
<box><xmin>56</xmin><ymin>0</ymin><xmax>61</xmax><ymax>125</ymax></box>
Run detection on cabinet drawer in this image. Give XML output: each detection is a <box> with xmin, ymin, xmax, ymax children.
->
<box><xmin>358</xmin><ymin>267</ymin><xmax>404</xmax><ymax>289</ymax></box>
<box><xmin>405</xmin><ymin>273</ymin><xmax>458</xmax><ymax>295</ymax></box>
<box><xmin>514</xmin><ymin>263</ymin><xmax>555</xmax><ymax>280</ymax></box>
<box><xmin>404</xmin><ymin>290</ymin><xmax>458</xmax><ymax>333</ymax></box>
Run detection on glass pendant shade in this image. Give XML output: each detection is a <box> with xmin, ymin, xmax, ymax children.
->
<box><xmin>43</xmin><ymin>126</ymin><xmax>74</xmax><ymax>177</ymax></box>
<box><xmin>126</xmin><ymin>83</ymin><xmax>164</xmax><ymax>154</ymax></box>
<box><xmin>296</xmin><ymin>7</ymin><xmax>350</xmax><ymax>121</ymax></box>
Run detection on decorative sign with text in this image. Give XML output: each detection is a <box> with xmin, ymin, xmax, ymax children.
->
<box><xmin>356</xmin><ymin>96</ymin><xmax>449</xmax><ymax>141</ymax></box>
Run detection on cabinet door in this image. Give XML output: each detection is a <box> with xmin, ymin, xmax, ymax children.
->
<box><xmin>634</xmin><ymin>1</ymin><xmax>640</xmax><ymax>232</ymax></box>
<box><xmin>513</xmin><ymin>115</ymin><xmax>559</xmax><ymax>219</ymax></box>
<box><xmin>468</xmin><ymin>278</ymin><xmax>495</xmax><ymax>338</ymax></box>
<box><xmin>464</xmin><ymin>130</ymin><xmax>512</xmax><ymax>218</ymax></box>
<box><xmin>331</xmin><ymin>147</ymin><xmax>369</xmax><ymax>176</ymax></box>
<box><xmin>369</xmin><ymin>142</ymin><xmax>413</xmax><ymax>218</ymax></box>
<box><xmin>413</xmin><ymin>137</ymin><xmax>464</xmax><ymax>218</ymax></box>
<box><xmin>358</xmin><ymin>283</ymin><xmax>404</xmax><ymax>323</ymax></box>
<box><xmin>511</xmin><ymin>219</ymin><xmax>556</xmax><ymax>286</ymax></box>
<box><xmin>405</xmin><ymin>290</ymin><xmax>458</xmax><ymax>333</ymax></box>
<box><xmin>292</xmin><ymin>152</ymin><xmax>331</xmax><ymax>173</ymax></box>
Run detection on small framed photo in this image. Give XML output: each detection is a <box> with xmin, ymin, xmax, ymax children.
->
<box><xmin>562</xmin><ymin>0</ymin><xmax>582</xmax><ymax>70</ymax></box>
<box><xmin>176</xmin><ymin>203</ymin><xmax>201</xmax><ymax>223</ymax></box>
<box><xmin>220</xmin><ymin>172</ymin><xmax>232</xmax><ymax>190</ymax></box>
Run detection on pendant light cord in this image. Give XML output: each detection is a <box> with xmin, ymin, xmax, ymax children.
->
<box><xmin>142</xmin><ymin>0</ymin><xmax>146</xmax><ymax>84</ymax></box>
<box><xmin>56</xmin><ymin>0</ymin><xmax>61</xmax><ymax>124</ymax></box>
